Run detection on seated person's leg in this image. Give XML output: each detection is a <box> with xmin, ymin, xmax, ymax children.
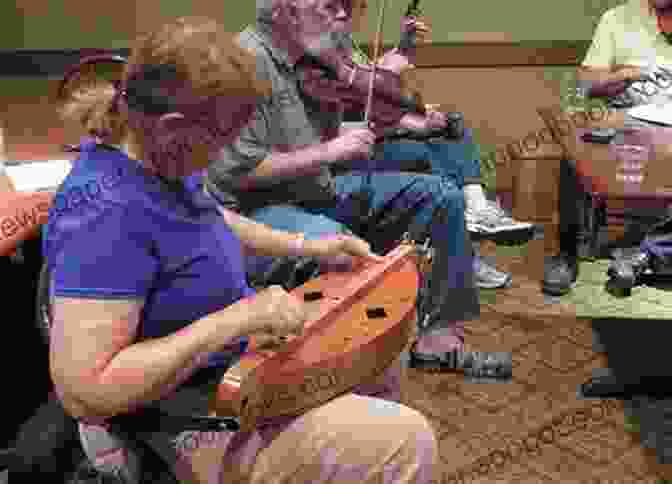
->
<box><xmin>425</xmin><ymin>129</ymin><xmax>536</xmax><ymax>242</ymax></box>
<box><xmin>378</xmin><ymin>128</ymin><xmax>535</xmax><ymax>242</ymax></box>
<box><xmin>365</xmin><ymin>135</ymin><xmax>513</xmax><ymax>289</ymax></box>
<box><xmin>542</xmin><ymin>158</ymin><xmax>581</xmax><ymax>296</ymax></box>
<box><xmin>330</xmin><ymin>171</ymin><xmax>512</xmax><ymax>378</ymax></box>
<box><xmin>244</xmin><ymin>393</ymin><xmax>438</xmax><ymax>484</ymax></box>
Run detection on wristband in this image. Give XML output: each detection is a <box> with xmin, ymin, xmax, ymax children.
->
<box><xmin>288</xmin><ymin>233</ymin><xmax>306</xmax><ymax>256</ymax></box>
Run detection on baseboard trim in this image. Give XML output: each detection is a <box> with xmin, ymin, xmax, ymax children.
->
<box><xmin>0</xmin><ymin>40</ymin><xmax>589</xmax><ymax>77</ymax></box>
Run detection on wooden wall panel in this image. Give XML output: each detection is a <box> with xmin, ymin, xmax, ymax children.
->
<box><xmin>405</xmin><ymin>66</ymin><xmax>562</xmax><ymax>149</ymax></box>
<box><xmin>17</xmin><ymin>0</ymin><xmax>139</xmax><ymax>49</ymax></box>
<box><xmin>0</xmin><ymin>79</ymin><xmax>81</xmax><ymax>161</ymax></box>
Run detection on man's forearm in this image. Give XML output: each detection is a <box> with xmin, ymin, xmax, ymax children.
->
<box><xmin>578</xmin><ymin>66</ymin><xmax>630</xmax><ymax>84</ymax></box>
<box><xmin>579</xmin><ymin>66</ymin><xmax>639</xmax><ymax>98</ymax></box>
<box><xmin>238</xmin><ymin>142</ymin><xmax>340</xmax><ymax>189</ymax></box>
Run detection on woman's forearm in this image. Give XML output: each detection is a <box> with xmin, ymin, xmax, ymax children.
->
<box><xmin>64</xmin><ymin>297</ymin><xmax>261</xmax><ymax>419</ymax></box>
<box><xmin>204</xmin><ymin>186</ymin><xmax>322</xmax><ymax>257</ymax></box>
<box><xmin>218</xmin><ymin>206</ymin><xmax>322</xmax><ymax>257</ymax></box>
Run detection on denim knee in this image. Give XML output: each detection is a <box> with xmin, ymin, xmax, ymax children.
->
<box><xmin>408</xmin><ymin>176</ymin><xmax>465</xmax><ymax>236</ymax></box>
<box><xmin>431</xmin><ymin>178</ymin><xmax>465</xmax><ymax>216</ymax></box>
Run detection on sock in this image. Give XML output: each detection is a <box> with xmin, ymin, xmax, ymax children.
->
<box><xmin>416</xmin><ymin>323</ymin><xmax>465</xmax><ymax>353</ymax></box>
<box><xmin>464</xmin><ymin>183</ymin><xmax>489</xmax><ymax>212</ymax></box>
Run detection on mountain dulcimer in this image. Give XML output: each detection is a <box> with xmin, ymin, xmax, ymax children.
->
<box><xmin>210</xmin><ymin>240</ymin><xmax>423</xmax><ymax>432</ymax></box>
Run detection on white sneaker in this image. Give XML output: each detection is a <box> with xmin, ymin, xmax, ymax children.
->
<box><xmin>466</xmin><ymin>200</ymin><xmax>536</xmax><ymax>243</ymax></box>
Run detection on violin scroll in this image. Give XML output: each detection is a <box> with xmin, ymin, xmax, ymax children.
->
<box><xmin>399</xmin><ymin>0</ymin><xmax>422</xmax><ymax>52</ymax></box>
<box><xmin>404</xmin><ymin>0</ymin><xmax>422</xmax><ymax>17</ymax></box>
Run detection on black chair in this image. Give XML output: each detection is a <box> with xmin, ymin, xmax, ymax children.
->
<box><xmin>3</xmin><ymin>263</ymin><xmax>241</xmax><ymax>483</ymax></box>
<box><xmin>0</xmin><ymin>235</ymin><xmax>52</xmax><ymax>449</ymax></box>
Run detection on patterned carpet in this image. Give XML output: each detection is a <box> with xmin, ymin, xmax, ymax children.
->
<box><xmin>399</xmin><ymin>240</ymin><xmax>672</xmax><ymax>483</ymax></box>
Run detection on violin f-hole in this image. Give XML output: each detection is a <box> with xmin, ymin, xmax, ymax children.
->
<box><xmin>366</xmin><ymin>307</ymin><xmax>387</xmax><ymax>318</ymax></box>
<box><xmin>304</xmin><ymin>291</ymin><xmax>324</xmax><ymax>301</ymax></box>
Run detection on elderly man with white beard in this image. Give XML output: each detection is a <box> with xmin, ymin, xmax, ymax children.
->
<box><xmin>207</xmin><ymin>0</ymin><xmax>513</xmax><ymax>380</ymax></box>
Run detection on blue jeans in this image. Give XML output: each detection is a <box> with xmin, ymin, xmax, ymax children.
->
<box><xmin>348</xmin><ymin>128</ymin><xmax>482</xmax><ymax>189</ymax></box>
<box><xmin>245</xmin><ymin>170</ymin><xmax>479</xmax><ymax>330</ymax></box>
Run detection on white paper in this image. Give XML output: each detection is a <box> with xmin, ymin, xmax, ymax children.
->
<box><xmin>5</xmin><ymin>159</ymin><xmax>73</xmax><ymax>192</ymax></box>
<box><xmin>627</xmin><ymin>102</ymin><xmax>672</xmax><ymax>127</ymax></box>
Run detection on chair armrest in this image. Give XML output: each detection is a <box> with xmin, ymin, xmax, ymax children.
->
<box><xmin>109</xmin><ymin>408</ymin><xmax>240</xmax><ymax>433</ymax></box>
<box><xmin>0</xmin><ymin>447</ymin><xmax>15</xmax><ymax>470</ymax></box>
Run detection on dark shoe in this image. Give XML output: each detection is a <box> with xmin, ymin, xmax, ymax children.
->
<box><xmin>408</xmin><ymin>341</ymin><xmax>512</xmax><ymax>381</ymax></box>
<box><xmin>580</xmin><ymin>375</ymin><xmax>672</xmax><ymax>399</ymax></box>
<box><xmin>542</xmin><ymin>253</ymin><xmax>578</xmax><ymax>296</ymax></box>
<box><xmin>580</xmin><ymin>374</ymin><xmax>630</xmax><ymax>398</ymax></box>
<box><xmin>606</xmin><ymin>251</ymin><xmax>650</xmax><ymax>297</ymax></box>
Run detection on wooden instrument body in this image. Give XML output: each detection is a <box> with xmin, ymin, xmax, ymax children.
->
<box><xmin>0</xmin><ymin>191</ymin><xmax>54</xmax><ymax>256</ymax></box>
<box><xmin>211</xmin><ymin>243</ymin><xmax>420</xmax><ymax>432</ymax></box>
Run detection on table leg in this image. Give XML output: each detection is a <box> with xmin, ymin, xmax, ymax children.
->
<box><xmin>584</xmin><ymin>193</ymin><xmax>607</xmax><ymax>258</ymax></box>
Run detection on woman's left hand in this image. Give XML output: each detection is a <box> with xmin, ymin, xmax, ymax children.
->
<box><xmin>305</xmin><ymin>234</ymin><xmax>385</xmax><ymax>271</ymax></box>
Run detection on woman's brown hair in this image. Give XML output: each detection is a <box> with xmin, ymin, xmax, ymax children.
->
<box><xmin>59</xmin><ymin>16</ymin><xmax>269</xmax><ymax>142</ymax></box>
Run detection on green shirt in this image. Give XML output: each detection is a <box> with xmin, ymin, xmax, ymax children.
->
<box><xmin>583</xmin><ymin>0</ymin><xmax>672</xmax><ymax>68</ymax></box>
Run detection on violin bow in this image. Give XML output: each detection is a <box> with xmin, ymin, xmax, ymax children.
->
<box><xmin>354</xmin><ymin>0</ymin><xmax>389</xmax><ymax>229</ymax></box>
<box><xmin>364</xmin><ymin>0</ymin><xmax>390</xmax><ymax>125</ymax></box>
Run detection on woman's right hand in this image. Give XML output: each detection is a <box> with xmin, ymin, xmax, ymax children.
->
<box><xmin>249</xmin><ymin>285</ymin><xmax>309</xmax><ymax>337</ymax></box>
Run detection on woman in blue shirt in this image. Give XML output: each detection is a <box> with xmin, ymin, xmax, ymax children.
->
<box><xmin>46</xmin><ymin>16</ymin><xmax>438</xmax><ymax>484</ymax></box>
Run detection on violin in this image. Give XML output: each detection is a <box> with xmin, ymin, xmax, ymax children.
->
<box><xmin>296</xmin><ymin>0</ymin><xmax>427</xmax><ymax>128</ymax></box>
<box><xmin>297</xmin><ymin>49</ymin><xmax>425</xmax><ymax>128</ymax></box>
